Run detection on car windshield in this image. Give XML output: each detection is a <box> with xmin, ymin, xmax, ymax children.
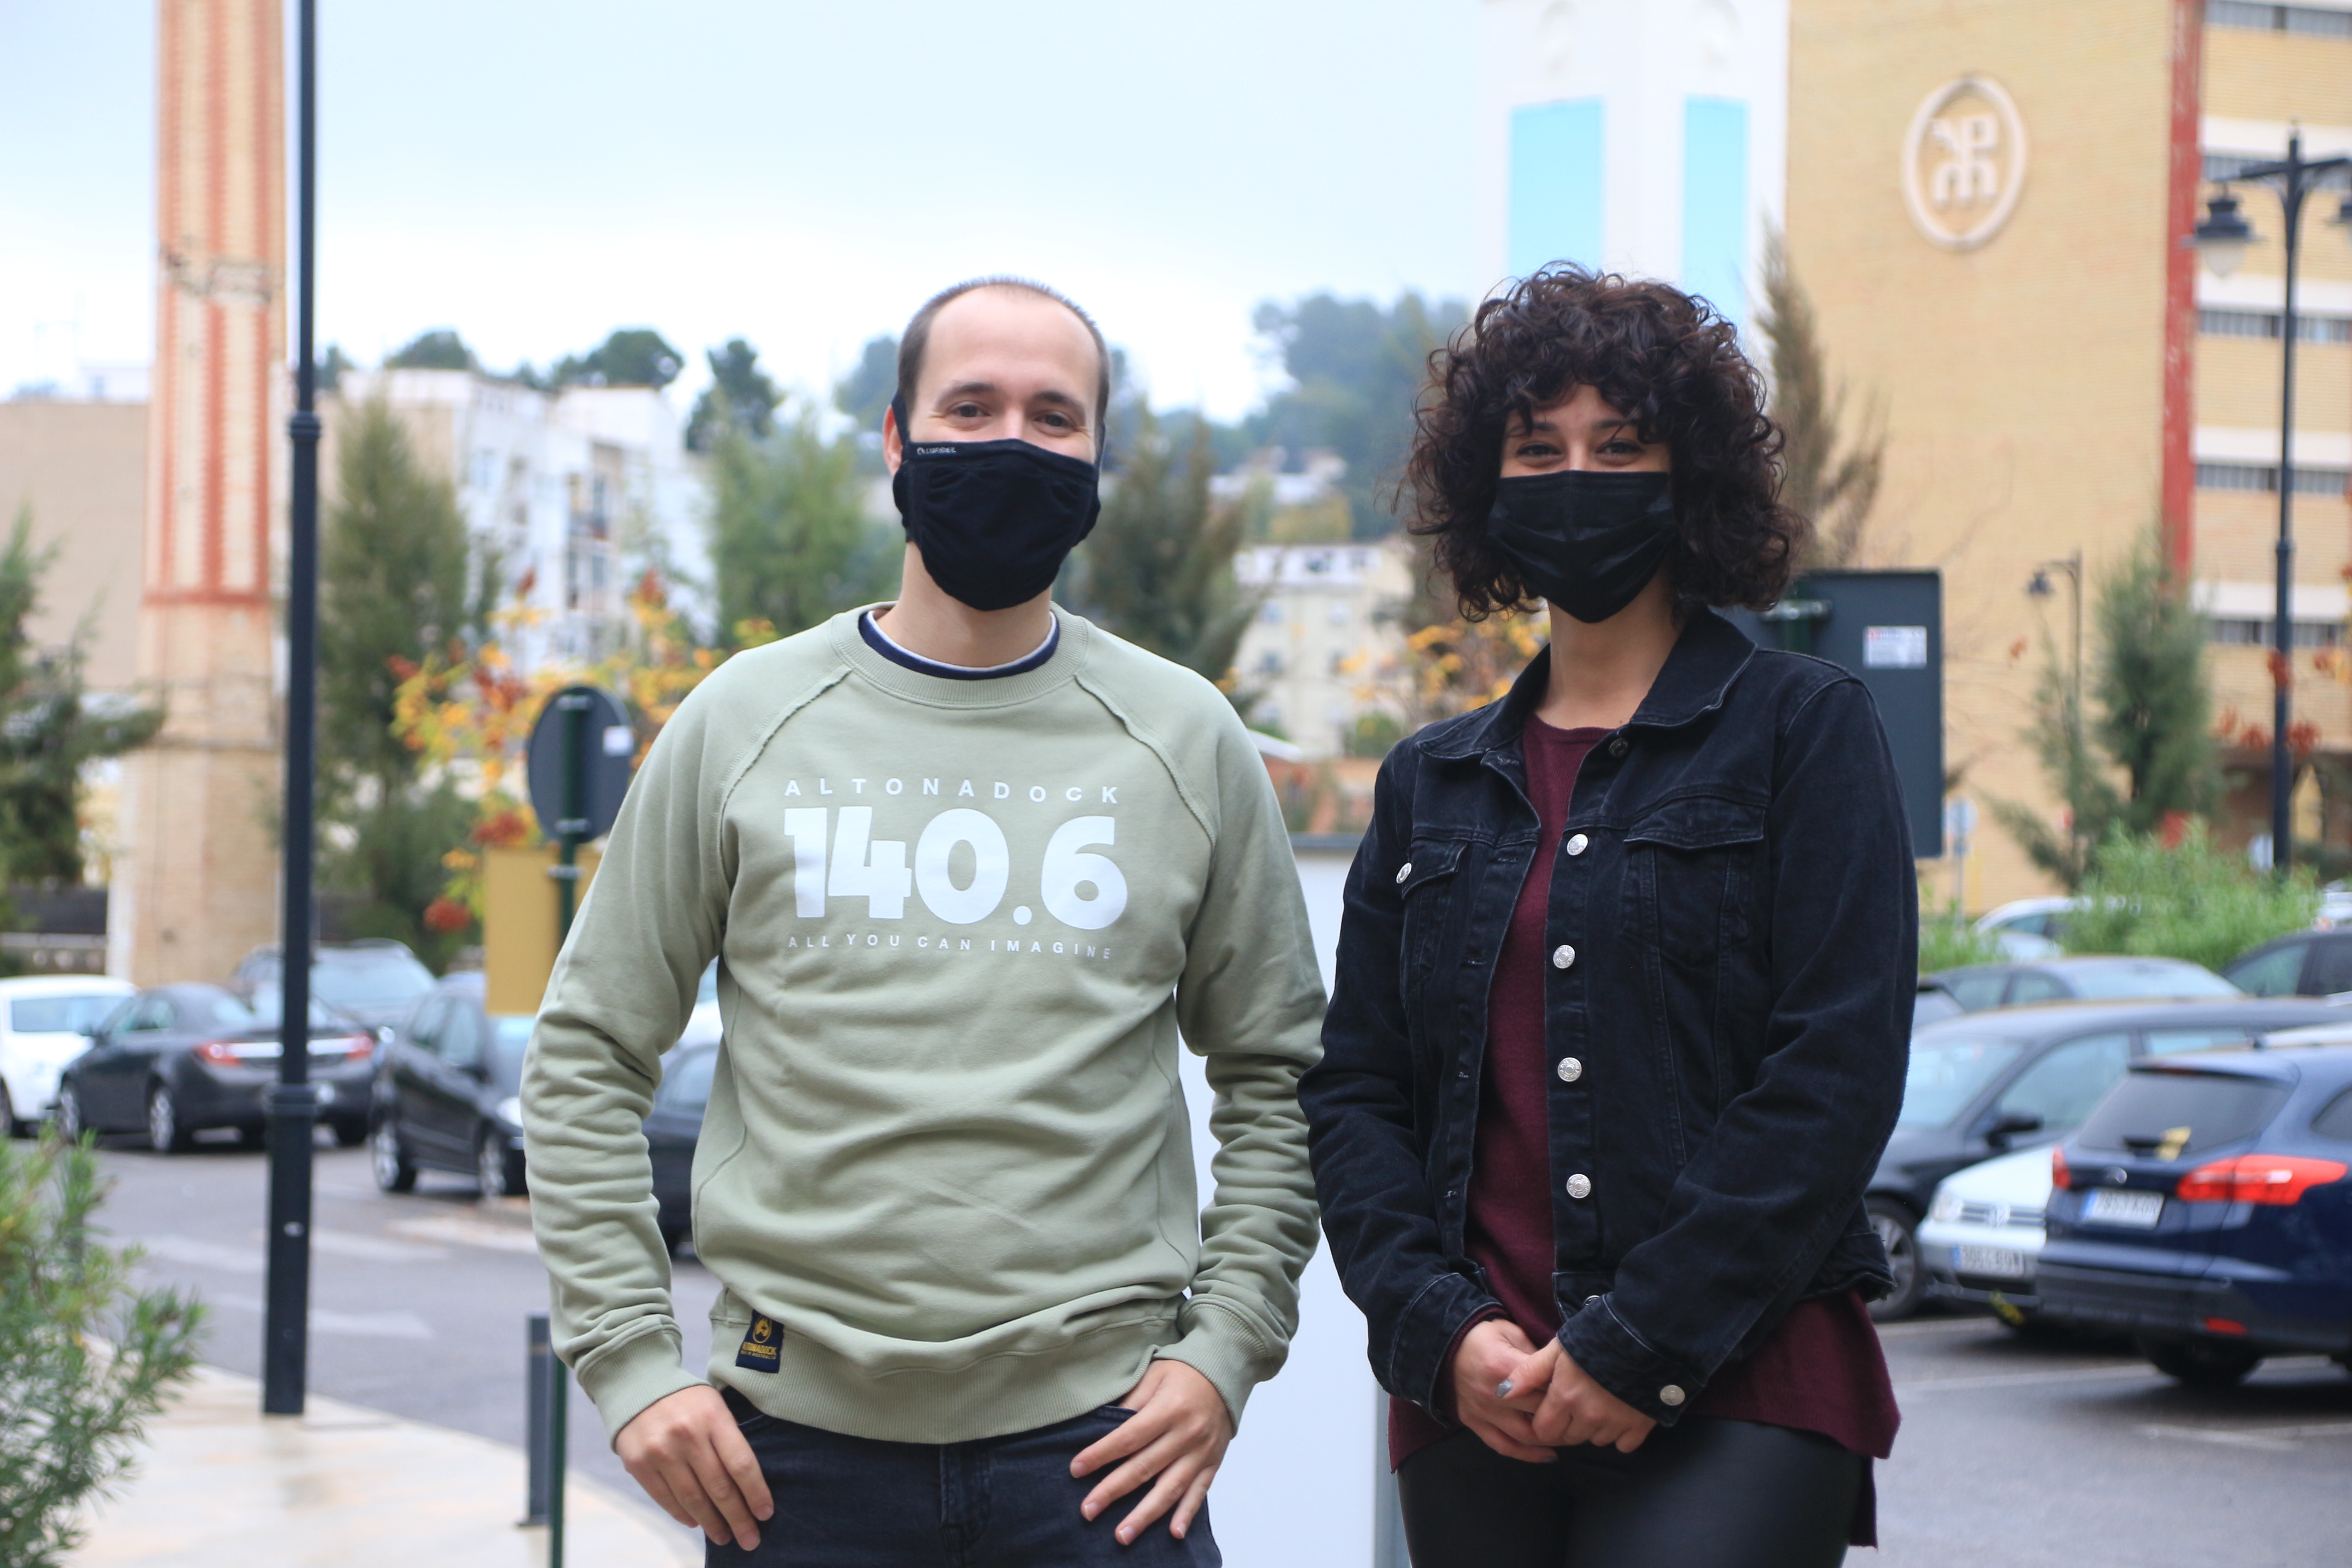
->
<box><xmin>1900</xmin><ymin>1034</ymin><xmax>2029</xmax><ymax>1127</ymax></box>
<box><xmin>2077</xmin><ymin>1073</ymin><xmax>2292</xmax><ymax>1156</ymax></box>
<box><xmin>2062</xmin><ymin>962</ymin><xmax>2238</xmax><ymax>1000</ymax></box>
<box><xmin>11</xmin><ymin>993</ymin><xmax>126</xmax><ymax>1034</ymax></box>
<box><xmin>490</xmin><ymin>1015</ymin><xmax>535</xmax><ymax>1088</ymax></box>
<box><xmin>310</xmin><ymin>951</ymin><xmax>436</xmax><ymax>1009</ymax></box>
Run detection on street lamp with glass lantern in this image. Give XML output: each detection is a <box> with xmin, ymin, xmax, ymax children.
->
<box><xmin>2193</xmin><ymin>131</ymin><xmax>2351</xmax><ymax>876</ymax></box>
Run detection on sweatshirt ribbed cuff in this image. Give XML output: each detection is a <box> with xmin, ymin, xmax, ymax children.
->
<box><xmin>1155</xmin><ymin>1299</ymin><xmax>1284</xmax><ymax>1426</ymax></box>
<box><xmin>573</xmin><ymin>1325</ymin><xmax>704</xmax><ymax>1446</ymax></box>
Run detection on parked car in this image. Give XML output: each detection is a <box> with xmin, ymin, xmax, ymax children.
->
<box><xmin>2223</xmin><ymin>930</ymin><xmax>2352</xmax><ymax>999</ymax></box>
<box><xmin>1932</xmin><ymin>956</ymin><xmax>2239</xmax><ymax>1013</ymax></box>
<box><xmin>1915</xmin><ymin>977</ymin><xmax>1965</xmax><ymax>1030</ymax></box>
<box><xmin>1919</xmin><ymin>1142</ymin><xmax>2054</xmax><ymax>1320</ymax></box>
<box><xmin>648</xmin><ymin>1040</ymin><xmax>718</xmax><ymax>1252</ymax></box>
<box><xmin>232</xmin><ymin>939</ymin><xmax>436</xmax><ymax>1033</ymax></box>
<box><xmin>369</xmin><ymin>972</ymin><xmax>533</xmax><ymax>1198</ymax></box>
<box><xmin>2037</xmin><ymin>1032</ymin><xmax>2352</xmax><ymax>1386</ymax></box>
<box><xmin>1973</xmin><ymin>897</ymin><xmax>2079</xmax><ymax>960</ymax></box>
<box><xmin>0</xmin><ymin>975</ymin><xmax>134</xmax><ymax>1136</ymax></box>
<box><xmin>1869</xmin><ymin>997</ymin><xmax>2347</xmax><ymax>1319</ymax></box>
<box><xmin>55</xmin><ymin>983</ymin><xmax>375</xmax><ymax>1151</ymax></box>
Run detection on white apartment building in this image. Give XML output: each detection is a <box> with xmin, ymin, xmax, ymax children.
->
<box><xmin>325</xmin><ymin>369</ymin><xmax>711</xmax><ymax>670</ymax></box>
<box><xmin>1234</xmin><ymin>540</ymin><xmax>1416</xmax><ymax>759</ymax></box>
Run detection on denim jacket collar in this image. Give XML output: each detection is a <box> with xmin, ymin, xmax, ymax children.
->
<box><xmin>1421</xmin><ymin>608</ymin><xmax>1759</xmax><ymax>764</ymax></box>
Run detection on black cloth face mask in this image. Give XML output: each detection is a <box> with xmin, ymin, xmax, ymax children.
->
<box><xmin>1484</xmin><ymin>468</ymin><xmax>1677</xmax><ymax>624</ymax></box>
<box><xmin>889</xmin><ymin>395</ymin><xmax>1101</xmax><ymax>612</ymax></box>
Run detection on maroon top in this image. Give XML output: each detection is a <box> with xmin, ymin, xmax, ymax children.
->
<box><xmin>1387</xmin><ymin>715</ymin><xmax>1900</xmax><ymax>1544</ymax></box>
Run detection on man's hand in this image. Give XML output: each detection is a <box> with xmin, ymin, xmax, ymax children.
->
<box><xmin>1498</xmin><ymin>1339</ymin><xmax>1656</xmax><ymax>1453</ymax></box>
<box><xmin>1069</xmin><ymin>1359</ymin><xmax>1233</xmax><ymax>1544</ymax></box>
<box><xmin>1445</xmin><ymin>1318</ymin><xmax>1556</xmax><ymax>1463</ymax></box>
<box><xmin>615</xmin><ymin>1385</ymin><xmax>774</xmax><ymax>1550</ymax></box>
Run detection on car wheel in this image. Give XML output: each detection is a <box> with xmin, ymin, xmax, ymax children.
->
<box><xmin>54</xmin><ymin>1081</ymin><xmax>84</xmax><ymax>1142</ymax></box>
<box><xmin>332</xmin><ymin>1118</ymin><xmax>367</xmax><ymax>1148</ymax></box>
<box><xmin>372</xmin><ymin>1116</ymin><xmax>417</xmax><ymax>1193</ymax></box>
<box><xmin>475</xmin><ymin>1129</ymin><xmax>519</xmax><ymax>1200</ymax></box>
<box><xmin>2143</xmin><ymin>1336</ymin><xmax>2264</xmax><ymax>1387</ymax></box>
<box><xmin>0</xmin><ymin>1079</ymin><xmax>19</xmax><ymax>1139</ymax></box>
<box><xmin>146</xmin><ymin>1084</ymin><xmax>192</xmax><ymax>1154</ymax></box>
<box><xmin>1865</xmin><ymin>1197</ymin><xmax>1927</xmax><ymax>1322</ymax></box>
<box><xmin>237</xmin><ymin>1124</ymin><xmax>267</xmax><ymax>1150</ymax></box>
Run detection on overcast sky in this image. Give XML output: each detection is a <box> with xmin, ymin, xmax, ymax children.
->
<box><xmin>0</xmin><ymin>1</ymin><xmax>1481</xmax><ymax>421</ymax></box>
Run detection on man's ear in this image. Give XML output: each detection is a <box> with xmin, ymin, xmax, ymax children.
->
<box><xmin>882</xmin><ymin>402</ymin><xmax>902</xmax><ymax>476</ymax></box>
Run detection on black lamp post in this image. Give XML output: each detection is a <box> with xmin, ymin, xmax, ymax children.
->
<box><xmin>2194</xmin><ymin>131</ymin><xmax>2351</xmax><ymax>875</ymax></box>
<box><xmin>264</xmin><ymin>0</ymin><xmax>321</xmax><ymax>1416</ymax></box>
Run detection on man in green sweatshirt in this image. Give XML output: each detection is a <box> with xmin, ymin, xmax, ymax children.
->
<box><xmin>522</xmin><ymin>277</ymin><xmax>1326</xmax><ymax>1565</ymax></box>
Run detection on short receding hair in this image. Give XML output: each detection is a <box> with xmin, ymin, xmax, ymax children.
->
<box><xmin>895</xmin><ymin>277</ymin><xmax>1112</xmax><ymax>433</ymax></box>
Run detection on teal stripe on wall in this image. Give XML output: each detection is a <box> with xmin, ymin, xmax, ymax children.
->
<box><xmin>1508</xmin><ymin>100</ymin><xmax>1603</xmax><ymax>279</ymax></box>
<box><xmin>1681</xmin><ymin>97</ymin><xmax>1749</xmax><ymax>334</ymax></box>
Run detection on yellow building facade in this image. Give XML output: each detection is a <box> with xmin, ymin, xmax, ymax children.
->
<box><xmin>1785</xmin><ymin>0</ymin><xmax>2352</xmax><ymax>908</ymax></box>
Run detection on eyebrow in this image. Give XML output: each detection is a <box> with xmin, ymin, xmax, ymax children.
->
<box><xmin>1512</xmin><ymin>415</ymin><xmax>1640</xmax><ymax>437</ymax></box>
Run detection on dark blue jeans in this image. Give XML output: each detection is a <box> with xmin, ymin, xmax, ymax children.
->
<box><xmin>710</xmin><ymin>1388</ymin><xmax>1221</xmax><ymax>1567</ymax></box>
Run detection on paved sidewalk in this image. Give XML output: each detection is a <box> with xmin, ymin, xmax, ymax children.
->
<box><xmin>68</xmin><ymin>1362</ymin><xmax>699</xmax><ymax>1568</ymax></box>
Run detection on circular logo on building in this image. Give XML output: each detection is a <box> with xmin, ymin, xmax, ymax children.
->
<box><xmin>1901</xmin><ymin>75</ymin><xmax>2029</xmax><ymax>252</ymax></box>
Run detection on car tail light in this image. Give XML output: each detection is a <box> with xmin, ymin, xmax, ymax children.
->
<box><xmin>2175</xmin><ymin>1154</ymin><xmax>2348</xmax><ymax>1205</ymax></box>
<box><xmin>2203</xmin><ymin>1317</ymin><xmax>2249</xmax><ymax>1336</ymax></box>
<box><xmin>191</xmin><ymin>1040</ymin><xmax>245</xmax><ymax>1067</ymax></box>
<box><xmin>2052</xmin><ymin>1147</ymin><xmax>2072</xmax><ymax>1191</ymax></box>
<box><xmin>338</xmin><ymin>1034</ymin><xmax>374</xmax><ymax>1063</ymax></box>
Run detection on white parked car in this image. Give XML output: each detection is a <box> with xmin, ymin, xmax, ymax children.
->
<box><xmin>1973</xmin><ymin>897</ymin><xmax>2079</xmax><ymax>961</ymax></box>
<box><xmin>0</xmin><ymin>974</ymin><xmax>136</xmax><ymax>1136</ymax></box>
<box><xmin>1919</xmin><ymin>1142</ymin><xmax>2054</xmax><ymax>1318</ymax></box>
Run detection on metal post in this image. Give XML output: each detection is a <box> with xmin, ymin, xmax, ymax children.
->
<box><xmin>549</xmin><ymin>1353</ymin><xmax>569</xmax><ymax>1568</ymax></box>
<box><xmin>263</xmin><ymin>0</ymin><xmax>320</xmax><ymax>1420</ymax></box>
<box><xmin>2272</xmin><ymin>132</ymin><xmax>2307</xmax><ymax>876</ymax></box>
<box><xmin>524</xmin><ymin>1315</ymin><xmax>553</xmax><ymax>1526</ymax></box>
<box><xmin>552</xmin><ymin>691</ymin><xmax>590</xmax><ymax>940</ymax></box>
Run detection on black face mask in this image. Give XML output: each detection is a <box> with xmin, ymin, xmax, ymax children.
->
<box><xmin>889</xmin><ymin>395</ymin><xmax>1101</xmax><ymax>612</ymax></box>
<box><xmin>1485</xmin><ymin>469</ymin><xmax>1677</xmax><ymax>624</ymax></box>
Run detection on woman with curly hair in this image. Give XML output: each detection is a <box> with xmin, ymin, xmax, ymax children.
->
<box><xmin>1299</xmin><ymin>266</ymin><xmax>1914</xmax><ymax>1567</ymax></box>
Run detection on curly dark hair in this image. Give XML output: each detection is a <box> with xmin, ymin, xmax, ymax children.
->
<box><xmin>1404</xmin><ymin>265</ymin><xmax>1805</xmax><ymax>620</ymax></box>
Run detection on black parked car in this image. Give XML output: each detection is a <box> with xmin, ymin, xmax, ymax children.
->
<box><xmin>55</xmin><ymin>983</ymin><xmax>376</xmax><ymax>1151</ymax></box>
<box><xmin>2038</xmin><ymin>1033</ymin><xmax>2352</xmax><ymax>1385</ymax></box>
<box><xmin>2223</xmin><ymin>930</ymin><xmax>2352</xmax><ymax>1000</ymax></box>
<box><xmin>233</xmin><ymin>939</ymin><xmax>437</xmax><ymax>1034</ymax></box>
<box><xmin>370</xmin><ymin>973</ymin><xmax>533</xmax><ymax>1199</ymax></box>
<box><xmin>648</xmin><ymin>1040</ymin><xmax>718</xmax><ymax>1253</ymax></box>
<box><xmin>1870</xmin><ymin>997</ymin><xmax>2347</xmax><ymax>1318</ymax></box>
<box><xmin>1931</xmin><ymin>956</ymin><xmax>2239</xmax><ymax>1013</ymax></box>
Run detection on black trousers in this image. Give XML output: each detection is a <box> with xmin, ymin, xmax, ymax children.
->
<box><xmin>1396</xmin><ymin>1419</ymin><xmax>1860</xmax><ymax>1568</ymax></box>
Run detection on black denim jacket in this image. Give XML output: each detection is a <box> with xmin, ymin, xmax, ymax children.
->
<box><xmin>1299</xmin><ymin>610</ymin><xmax>1916</xmax><ymax>1427</ymax></box>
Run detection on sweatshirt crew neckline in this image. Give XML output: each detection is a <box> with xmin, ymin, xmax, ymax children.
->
<box><xmin>831</xmin><ymin>603</ymin><xmax>1087</xmax><ymax>708</ymax></box>
<box><xmin>859</xmin><ymin>608</ymin><xmax>1059</xmax><ymax>679</ymax></box>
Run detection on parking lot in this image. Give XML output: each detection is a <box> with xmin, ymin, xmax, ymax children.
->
<box><xmin>74</xmin><ymin>1134</ymin><xmax>2352</xmax><ymax>1567</ymax></box>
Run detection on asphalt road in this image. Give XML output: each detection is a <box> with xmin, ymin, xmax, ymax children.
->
<box><xmin>64</xmin><ymin>1132</ymin><xmax>2352</xmax><ymax>1566</ymax></box>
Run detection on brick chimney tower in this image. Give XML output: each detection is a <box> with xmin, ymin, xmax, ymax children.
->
<box><xmin>113</xmin><ymin>0</ymin><xmax>287</xmax><ymax>985</ymax></box>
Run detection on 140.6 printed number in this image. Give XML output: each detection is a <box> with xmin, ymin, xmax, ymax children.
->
<box><xmin>781</xmin><ymin>807</ymin><xmax>1126</xmax><ymax>929</ymax></box>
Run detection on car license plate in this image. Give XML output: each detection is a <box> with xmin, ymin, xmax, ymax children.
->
<box><xmin>1955</xmin><ymin>1245</ymin><xmax>2030</xmax><ymax>1279</ymax></box>
<box><xmin>2082</xmin><ymin>1188</ymin><xmax>2163</xmax><ymax>1230</ymax></box>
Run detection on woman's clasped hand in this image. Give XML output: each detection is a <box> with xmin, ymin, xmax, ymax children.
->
<box><xmin>1449</xmin><ymin>1318</ymin><xmax>1656</xmax><ymax>1461</ymax></box>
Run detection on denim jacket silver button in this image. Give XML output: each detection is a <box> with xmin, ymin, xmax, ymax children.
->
<box><xmin>1564</xmin><ymin>1173</ymin><xmax>1592</xmax><ymax>1199</ymax></box>
<box><xmin>1608</xmin><ymin>736</ymin><xmax>1629</xmax><ymax>757</ymax></box>
<box><xmin>1395</xmin><ymin>862</ymin><xmax>1413</xmax><ymax>884</ymax></box>
<box><xmin>1564</xmin><ymin>833</ymin><xmax>1589</xmax><ymax>857</ymax></box>
<box><xmin>1659</xmin><ymin>1384</ymin><xmax>1686</xmax><ymax>1407</ymax></box>
<box><xmin>1552</xmin><ymin>944</ymin><xmax>1576</xmax><ymax>970</ymax></box>
<box><xmin>1556</xmin><ymin>1057</ymin><xmax>1583</xmax><ymax>1083</ymax></box>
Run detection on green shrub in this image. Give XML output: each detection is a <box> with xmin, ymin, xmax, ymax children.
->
<box><xmin>0</xmin><ymin>1135</ymin><xmax>204</xmax><ymax>1567</ymax></box>
<box><xmin>2061</xmin><ymin>825</ymin><xmax>2319</xmax><ymax>974</ymax></box>
<box><xmin>1920</xmin><ymin>902</ymin><xmax>2006</xmax><ymax>973</ymax></box>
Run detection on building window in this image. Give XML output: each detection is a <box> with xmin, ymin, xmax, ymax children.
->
<box><xmin>2203</xmin><ymin>151</ymin><xmax>2352</xmax><ymax>189</ymax></box>
<box><xmin>2209</xmin><ymin>617</ymin><xmax>2344</xmax><ymax>649</ymax></box>
<box><xmin>1509</xmin><ymin>99</ymin><xmax>1604</xmax><ymax>278</ymax></box>
<box><xmin>2199</xmin><ymin>308</ymin><xmax>2352</xmax><ymax>343</ymax></box>
<box><xmin>2196</xmin><ymin>462</ymin><xmax>2352</xmax><ymax>496</ymax></box>
<box><xmin>2207</xmin><ymin>1</ymin><xmax>2352</xmax><ymax>37</ymax></box>
<box><xmin>1259</xmin><ymin>600</ymin><xmax>1286</xmax><ymax>624</ymax></box>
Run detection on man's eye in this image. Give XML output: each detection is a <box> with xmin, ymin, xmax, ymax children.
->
<box><xmin>949</xmin><ymin>402</ymin><xmax>985</xmax><ymax>419</ymax></box>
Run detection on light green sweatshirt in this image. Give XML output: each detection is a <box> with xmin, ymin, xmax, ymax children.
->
<box><xmin>522</xmin><ymin>606</ymin><xmax>1327</xmax><ymax>1446</ymax></box>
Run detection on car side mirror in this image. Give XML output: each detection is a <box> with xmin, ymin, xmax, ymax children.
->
<box><xmin>1984</xmin><ymin>1109</ymin><xmax>2044</xmax><ymax>1146</ymax></box>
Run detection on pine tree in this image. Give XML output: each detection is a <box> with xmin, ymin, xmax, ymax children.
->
<box><xmin>1757</xmin><ymin>230</ymin><xmax>1884</xmax><ymax>571</ymax></box>
<box><xmin>1063</xmin><ymin>405</ymin><xmax>1256</xmax><ymax>692</ymax></box>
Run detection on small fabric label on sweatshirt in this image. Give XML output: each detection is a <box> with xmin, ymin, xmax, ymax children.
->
<box><xmin>735</xmin><ymin>1314</ymin><xmax>781</xmax><ymax>1372</ymax></box>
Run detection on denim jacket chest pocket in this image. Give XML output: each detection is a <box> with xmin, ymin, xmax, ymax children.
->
<box><xmin>1620</xmin><ymin>794</ymin><xmax>1769</xmax><ymax>970</ymax></box>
